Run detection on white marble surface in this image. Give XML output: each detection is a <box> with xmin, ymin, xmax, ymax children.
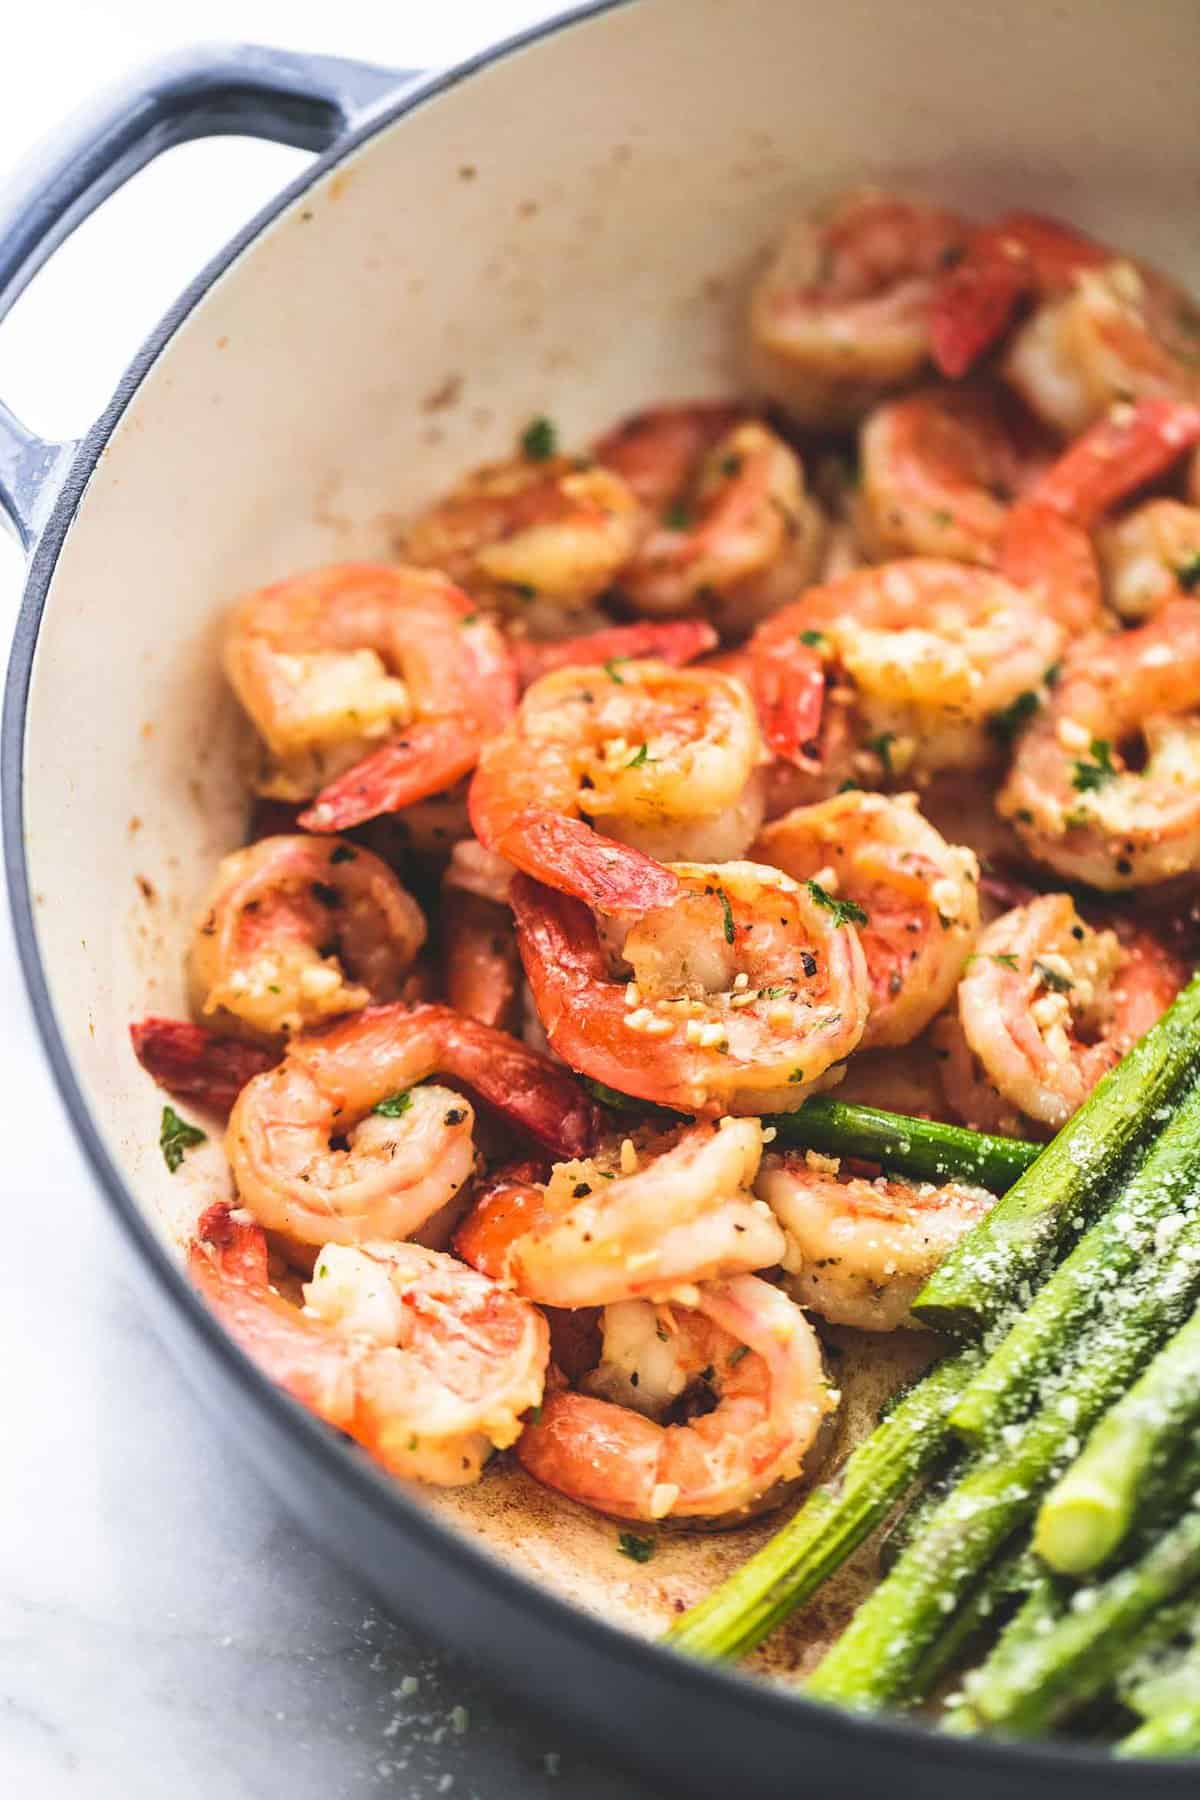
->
<box><xmin>0</xmin><ymin>4</ymin><xmax>654</xmax><ymax>1794</ymax></box>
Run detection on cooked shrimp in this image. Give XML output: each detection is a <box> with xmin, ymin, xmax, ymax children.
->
<box><xmin>398</xmin><ymin>448</ymin><xmax>639</xmax><ymax>617</ymax></box>
<box><xmin>1097</xmin><ymin>499</ymin><xmax>1200</xmax><ymax>620</ymax></box>
<box><xmin>755</xmin><ymin>1155</ymin><xmax>996</xmax><ymax>1331</ymax></box>
<box><xmin>510</xmin><ymin>859</ymin><xmax>869</xmax><ymax>1115</ymax></box>
<box><xmin>130</xmin><ymin>1017</ymin><xmax>275</xmax><ymax>1117</ymax></box>
<box><xmin>593</xmin><ymin>402</ymin><xmax>742</xmax><ymax>511</ymax></box>
<box><xmin>190</xmin><ymin>1203</ymin><xmax>547</xmax><ymax>1485</ymax></box>
<box><xmin>860</xmin><ymin>381</ymin><xmax>1051</xmax><ymax>566</ymax></box>
<box><xmin>930</xmin><ymin>213</ymin><xmax>1200</xmax><ymax>428</ymax></box>
<box><xmin>749</xmin><ymin>560</ymin><xmax>1062</xmax><ymax>777</ymax></box>
<box><xmin>952</xmin><ymin>894</ymin><xmax>1185</xmax><ymax>1129</ymax></box>
<box><xmin>440</xmin><ymin>885</ymin><xmax>520</xmax><ymax>1032</ymax></box>
<box><xmin>187</xmin><ymin>835</ymin><xmax>426</xmax><ymax>1046</ymax></box>
<box><xmin>932</xmin><ymin>1009</ymin><xmax>1035</xmax><ymax>1140</ymax></box>
<box><xmin>752</xmin><ymin>791</ymin><xmax>979</xmax><ymax>1049</ymax></box>
<box><xmin>598</xmin><ymin>411</ymin><xmax>826</xmax><ymax>632</ymax></box>
<box><xmin>469</xmin><ymin>660</ymin><xmax>767</xmax><ymax>910</ymax></box>
<box><xmin>223</xmin><ymin>562</ymin><xmax>515</xmax><ymax>827</ymax></box>
<box><xmin>746</xmin><ymin>189</ymin><xmax>968</xmax><ymax>428</ymax></box>
<box><xmin>1000</xmin><ymin>598</ymin><xmax>1200</xmax><ymax>888</ymax></box>
<box><xmin>995</xmin><ymin>394</ymin><xmax>1200</xmax><ymax>634</ymax></box>
<box><xmin>455</xmin><ymin>1118</ymin><xmax>784</xmax><ymax>1307</ymax></box>
<box><xmin>516</xmin><ymin>1275</ymin><xmax>833</xmax><ymax>1521</ymax></box>
<box><xmin>514</xmin><ymin>618</ymin><xmax>717</xmax><ymax>687</ymax></box>
<box><xmin>226</xmin><ymin>1002</ymin><xmax>598</xmax><ymax>1246</ymax></box>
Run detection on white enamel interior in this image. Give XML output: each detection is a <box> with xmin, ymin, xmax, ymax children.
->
<box><xmin>16</xmin><ymin>0</ymin><xmax>1200</xmax><ymax>1660</ymax></box>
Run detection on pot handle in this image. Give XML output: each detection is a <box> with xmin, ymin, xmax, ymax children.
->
<box><xmin>0</xmin><ymin>43</ymin><xmax>412</xmax><ymax>550</ymax></box>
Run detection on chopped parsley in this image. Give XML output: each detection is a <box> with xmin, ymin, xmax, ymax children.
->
<box><xmin>505</xmin><ymin>581</ymin><xmax>538</xmax><ymax>602</ymax></box>
<box><xmin>798</xmin><ymin>628</ymin><xmax>827</xmax><ymax>648</ymax></box>
<box><xmin>329</xmin><ymin>844</ymin><xmax>357</xmax><ymax>864</ymax></box>
<box><xmin>720</xmin><ymin>453</ymin><xmax>743</xmax><ymax>478</ymax></box>
<box><xmin>655</xmin><ymin>1321</ymin><xmax>670</xmax><ymax>1343</ymax></box>
<box><xmin>618</xmin><ymin>1532</ymin><xmax>656</xmax><ymax>1564</ymax></box>
<box><xmin>710</xmin><ymin>885</ymin><xmax>736</xmax><ymax>944</ymax></box>
<box><xmin>1044</xmin><ymin>661</ymin><xmax>1062</xmax><ymax>689</ymax></box>
<box><xmin>374</xmin><ymin>1090</ymin><xmax>413</xmax><ymax>1118</ymax></box>
<box><xmin>520</xmin><ymin>415</ymin><xmax>557</xmax><ymax>461</ymax></box>
<box><xmin>807</xmin><ymin>879</ymin><xmax>868</xmax><ymax>928</ymax></box>
<box><xmin>931</xmin><ymin>508</ymin><xmax>955</xmax><ymax>528</ymax></box>
<box><xmin>728</xmin><ymin>1344</ymin><xmax>750</xmax><ymax>1366</ymax></box>
<box><xmin>836</xmin><ymin>778</ymin><xmax>860</xmax><ymax>794</ymax></box>
<box><xmin>662</xmin><ymin>499</ymin><xmax>691</xmax><ymax>530</ymax></box>
<box><xmin>1177</xmin><ymin>553</ymin><xmax>1200</xmax><ymax>593</ymax></box>
<box><xmin>867</xmin><ymin>731</ymin><xmax>896</xmax><ymax>775</ymax></box>
<box><xmin>626</xmin><ymin>743</ymin><xmax>654</xmax><ymax>769</ymax></box>
<box><xmin>988</xmin><ymin>688</ymin><xmax>1040</xmax><ymax>745</ymax></box>
<box><xmin>967</xmin><ymin>951</ymin><xmax>1019</xmax><ymax>970</ymax></box>
<box><xmin>160</xmin><ymin>1104</ymin><xmax>206</xmax><ymax>1173</ymax></box>
<box><xmin>603</xmin><ymin>656</ymin><xmax>630</xmax><ymax>685</ymax></box>
<box><xmin>1072</xmin><ymin>738</ymin><xmax>1117</xmax><ymax>792</ymax></box>
<box><xmin>1034</xmin><ymin>960</ymin><xmax>1074</xmax><ymax>994</ymax></box>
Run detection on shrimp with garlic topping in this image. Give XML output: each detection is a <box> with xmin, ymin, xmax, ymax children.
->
<box><xmin>190</xmin><ymin>1204</ymin><xmax>547</xmax><ymax>1486</ymax></box>
<box><xmin>516</xmin><ymin>1275</ymin><xmax>834</xmax><ymax>1521</ymax></box>
<box><xmin>188</xmin><ymin>835</ymin><xmax>426</xmax><ymax>1046</ymax></box>
<box><xmin>455</xmin><ymin>1118</ymin><xmax>784</xmax><ymax>1307</ymax></box>
<box><xmin>510</xmin><ymin>859</ymin><xmax>869</xmax><ymax>1115</ymax></box>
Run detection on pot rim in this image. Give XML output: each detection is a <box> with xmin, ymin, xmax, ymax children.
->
<box><xmin>1</xmin><ymin>4</ymin><xmax>1187</xmax><ymax>1782</ymax></box>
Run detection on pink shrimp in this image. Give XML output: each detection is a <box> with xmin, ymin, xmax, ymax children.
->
<box><xmin>515</xmin><ymin>1275</ymin><xmax>834</xmax><ymax>1522</ymax></box>
<box><xmin>224</xmin><ymin>564</ymin><xmax>515</xmax><ymax>823</ymax></box>
<box><xmin>187</xmin><ymin>834</ymin><xmax>426</xmax><ymax>1046</ymax></box>
<box><xmin>440</xmin><ymin>885</ymin><xmax>520</xmax><ymax>1033</ymax></box>
<box><xmin>510</xmin><ymin>860</ymin><xmax>869</xmax><ymax>1116</ymax></box>
<box><xmin>225</xmin><ymin>1002</ymin><xmax>598</xmax><ymax>1246</ymax></box>
<box><xmin>514</xmin><ymin>618</ymin><xmax>717</xmax><ymax>687</ymax></box>
<box><xmin>746</xmin><ymin>189</ymin><xmax>969</xmax><ymax>427</ymax></box>
<box><xmin>455</xmin><ymin>1119</ymin><xmax>784</xmax><ymax>1307</ymax></box>
<box><xmin>190</xmin><ymin>1203</ymin><xmax>548</xmax><ymax>1487</ymax></box>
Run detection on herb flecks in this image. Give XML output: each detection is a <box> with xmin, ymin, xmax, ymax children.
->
<box><xmin>521</xmin><ymin>415</ymin><xmax>557</xmax><ymax>461</ymax></box>
<box><xmin>618</xmin><ymin>1532</ymin><xmax>656</xmax><ymax>1564</ymax></box>
<box><xmin>988</xmin><ymin>688</ymin><xmax>1040</xmax><ymax>745</ymax></box>
<box><xmin>603</xmin><ymin>656</ymin><xmax>630</xmax><ymax>685</ymax></box>
<box><xmin>798</xmin><ymin>628</ymin><xmax>827</xmax><ymax>648</ymax></box>
<box><xmin>374</xmin><ymin>1090</ymin><xmax>413</xmax><ymax>1118</ymax></box>
<box><xmin>1176</xmin><ymin>553</ymin><xmax>1200</xmax><ymax>593</ymax></box>
<box><xmin>807</xmin><ymin>879</ymin><xmax>869</xmax><ymax>928</ymax></box>
<box><xmin>1034</xmin><ymin>960</ymin><xmax>1074</xmax><ymax>994</ymax></box>
<box><xmin>867</xmin><ymin>731</ymin><xmax>896</xmax><ymax>775</ymax></box>
<box><xmin>662</xmin><ymin>499</ymin><xmax>691</xmax><ymax>530</ymax></box>
<box><xmin>626</xmin><ymin>743</ymin><xmax>655</xmax><ymax>769</ymax></box>
<box><xmin>160</xmin><ymin>1104</ymin><xmax>206</xmax><ymax>1173</ymax></box>
<box><xmin>708</xmin><ymin>885</ymin><xmax>736</xmax><ymax>944</ymax></box>
<box><xmin>1072</xmin><ymin>738</ymin><xmax>1118</xmax><ymax>793</ymax></box>
<box><xmin>329</xmin><ymin>844</ymin><xmax>357</xmax><ymax>864</ymax></box>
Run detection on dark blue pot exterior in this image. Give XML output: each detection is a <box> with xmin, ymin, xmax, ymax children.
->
<box><xmin>2</xmin><ymin>12</ymin><xmax>1194</xmax><ymax>1795</ymax></box>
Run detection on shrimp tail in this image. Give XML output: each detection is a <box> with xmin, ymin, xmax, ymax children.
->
<box><xmin>441</xmin><ymin>888</ymin><xmax>521</xmax><ymax>1032</ymax></box>
<box><xmin>405</xmin><ymin>1002</ymin><xmax>601</xmax><ymax>1158</ymax></box>
<box><xmin>299</xmin><ymin>716</ymin><xmax>483</xmax><ymax>832</ymax></box>
<box><xmin>1028</xmin><ymin>396</ymin><xmax>1200</xmax><ymax>527</ymax></box>
<box><xmin>189</xmin><ymin>1202</ymin><xmax>357</xmax><ymax>1422</ymax></box>
<box><xmin>515</xmin><ymin>619</ymin><xmax>718</xmax><ymax>686</ymax></box>
<box><xmin>492</xmin><ymin>810</ymin><xmax>682</xmax><ymax>913</ymax></box>
<box><xmin>130</xmin><ymin>1018</ymin><xmax>277</xmax><ymax>1116</ymax></box>
<box><xmin>930</xmin><ymin>212</ymin><xmax>1111</xmax><ymax>378</ymax></box>
<box><xmin>752</xmin><ymin>639</ymin><xmax>827</xmax><ymax>767</ymax></box>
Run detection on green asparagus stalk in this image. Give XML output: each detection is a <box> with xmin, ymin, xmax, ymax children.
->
<box><xmin>948</xmin><ymin>1078</ymin><xmax>1200</xmax><ymax>1442</ymax></box>
<box><xmin>664</xmin><ymin>1348</ymin><xmax>981</xmax><ymax>1661</ymax></box>
<box><xmin>804</xmin><ymin>1214</ymin><xmax>1200</xmax><ymax>1709</ymax></box>
<box><xmin>584</xmin><ymin>1079</ymin><xmax>1038</xmax><ymax>1192</ymax></box>
<box><xmin>762</xmin><ymin>1098</ymin><xmax>1037</xmax><ymax>1192</ymax></box>
<box><xmin>1119</xmin><ymin>1701</ymin><xmax>1200</xmax><ymax>1759</ymax></box>
<box><xmin>904</xmin><ymin>1544</ymin><xmax>1031</xmax><ymax>1707</ymax></box>
<box><xmin>1125</xmin><ymin>1626</ymin><xmax>1200</xmax><ymax>1721</ymax></box>
<box><xmin>1036</xmin><ymin>1301</ymin><xmax>1200</xmax><ymax>1574</ymax></box>
<box><xmin>965</xmin><ymin>1513</ymin><xmax>1200</xmax><ymax>1735</ymax></box>
<box><xmin>911</xmin><ymin>973</ymin><xmax>1200</xmax><ymax>1338</ymax></box>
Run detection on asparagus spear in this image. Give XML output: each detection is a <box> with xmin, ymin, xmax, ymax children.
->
<box><xmin>948</xmin><ymin>1078</ymin><xmax>1200</xmax><ymax>1441</ymax></box>
<box><xmin>1119</xmin><ymin>1700</ymin><xmax>1200</xmax><ymax>1759</ymax></box>
<box><xmin>1120</xmin><ymin>1625</ymin><xmax>1200</xmax><ymax>1754</ymax></box>
<box><xmin>804</xmin><ymin>1215</ymin><xmax>1200</xmax><ymax>1708</ymax></box>
<box><xmin>904</xmin><ymin>1544</ymin><xmax>1031</xmax><ymax>1708</ymax></box>
<box><xmin>1036</xmin><ymin>1301</ymin><xmax>1200</xmax><ymax>1574</ymax></box>
<box><xmin>965</xmin><ymin>1505</ymin><xmax>1200</xmax><ymax>1735</ymax></box>
<box><xmin>584</xmin><ymin>1080</ymin><xmax>1038</xmax><ymax>1192</ymax></box>
<box><xmin>664</xmin><ymin>1348</ymin><xmax>981</xmax><ymax>1661</ymax></box>
<box><xmin>763</xmin><ymin>1098</ymin><xmax>1037</xmax><ymax>1192</ymax></box>
<box><xmin>912</xmin><ymin>973</ymin><xmax>1200</xmax><ymax>1338</ymax></box>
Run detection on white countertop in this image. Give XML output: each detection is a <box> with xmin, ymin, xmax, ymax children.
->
<box><xmin>0</xmin><ymin>4</ymin><xmax>652</xmax><ymax>1793</ymax></box>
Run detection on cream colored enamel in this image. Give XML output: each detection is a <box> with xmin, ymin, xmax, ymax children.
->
<box><xmin>15</xmin><ymin>0</ymin><xmax>1200</xmax><ymax>1648</ymax></box>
